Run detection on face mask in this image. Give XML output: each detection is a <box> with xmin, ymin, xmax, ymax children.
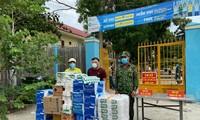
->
<box><xmin>121</xmin><ymin>58</ymin><xmax>128</xmax><ymax>64</ymax></box>
<box><xmin>92</xmin><ymin>63</ymin><xmax>98</xmax><ymax>68</ymax></box>
<box><xmin>69</xmin><ymin>63</ymin><xmax>76</xmax><ymax>69</ymax></box>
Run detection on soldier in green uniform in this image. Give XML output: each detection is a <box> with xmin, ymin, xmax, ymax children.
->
<box><xmin>115</xmin><ymin>51</ymin><xmax>138</xmax><ymax>120</ymax></box>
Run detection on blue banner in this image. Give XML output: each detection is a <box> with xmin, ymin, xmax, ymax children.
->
<box><xmin>88</xmin><ymin>0</ymin><xmax>200</xmax><ymax>32</ymax></box>
<box><xmin>174</xmin><ymin>0</ymin><xmax>200</xmax><ymax>18</ymax></box>
<box><xmin>88</xmin><ymin>1</ymin><xmax>174</xmax><ymax>32</ymax></box>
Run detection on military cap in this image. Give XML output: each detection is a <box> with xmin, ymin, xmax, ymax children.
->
<box><xmin>121</xmin><ymin>51</ymin><xmax>130</xmax><ymax>57</ymax></box>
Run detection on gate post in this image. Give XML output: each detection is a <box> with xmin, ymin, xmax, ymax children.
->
<box><xmin>85</xmin><ymin>36</ymin><xmax>100</xmax><ymax>73</ymax></box>
<box><xmin>185</xmin><ymin>22</ymin><xmax>200</xmax><ymax>101</ymax></box>
<box><xmin>53</xmin><ymin>43</ymin><xmax>58</xmax><ymax>74</ymax></box>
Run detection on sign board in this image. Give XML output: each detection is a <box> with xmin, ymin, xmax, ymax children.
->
<box><xmin>138</xmin><ymin>89</ymin><xmax>153</xmax><ymax>96</ymax></box>
<box><xmin>174</xmin><ymin>0</ymin><xmax>200</xmax><ymax>18</ymax></box>
<box><xmin>88</xmin><ymin>0</ymin><xmax>200</xmax><ymax>33</ymax></box>
<box><xmin>167</xmin><ymin>90</ymin><xmax>185</xmax><ymax>98</ymax></box>
<box><xmin>142</xmin><ymin>72</ymin><xmax>157</xmax><ymax>84</ymax></box>
<box><xmin>88</xmin><ymin>1</ymin><xmax>174</xmax><ymax>32</ymax></box>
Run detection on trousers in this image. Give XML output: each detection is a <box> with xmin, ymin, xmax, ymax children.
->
<box><xmin>129</xmin><ymin>94</ymin><xmax>135</xmax><ymax>120</ymax></box>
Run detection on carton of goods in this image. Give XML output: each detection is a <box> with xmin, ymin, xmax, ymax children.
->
<box><xmin>72</xmin><ymin>103</ymin><xmax>84</xmax><ymax>115</ymax></box>
<box><xmin>73</xmin><ymin>80</ymin><xmax>84</xmax><ymax>92</ymax></box>
<box><xmin>56</xmin><ymin>72</ymin><xmax>68</xmax><ymax>85</ymax></box>
<box><xmin>53</xmin><ymin>115</ymin><xmax>61</xmax><ymax>120</ymax></box>
<box><xmin>84</xmin><ymin>94</ymin><xmax>98</xmax><ymax>105</ymax></box>
<box><xmin>84</xmin><ymin>103</ymin><xmax>97</xmax><ymax>118</ymax></box>
<box><xmin>61</xmin><ymin>113</ymin><xmax>75</xmax><ymax>120</ymax></box>
<box><xmin>62</xmin><ymin>103</ymin><xmax>73</xmax><ymax>114</ymax></box>
<box><xmin>43</xmin><ymin>96</ymin><xmax>62</xmax><ymax>114</ymax></box>
<box><xmin>75</xmin><ymin>115</ymin><xmax>85</xmax><ymax>120</ymax></box>
<box><xmin>53</xmin><ymin>86</ymin><xmax>64</xmax><ymax>96</ymax></box>
<box><xmin>72</xmin><ymin>92</ymin><xmax>84</xmax><ymax>103</ymax></box>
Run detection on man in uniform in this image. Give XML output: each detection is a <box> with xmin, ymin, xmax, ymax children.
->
<box><xmin>115</xmin><ymin>51</ymin><xmax>138</xmax><ymax>120</ymax></box>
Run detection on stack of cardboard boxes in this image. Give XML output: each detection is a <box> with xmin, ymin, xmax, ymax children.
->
<box><xmin>43</xmin><ymin>72</ymin><xmax>75</xmax><ymax>120</ymax></box>
<box><xmin>36</xmin><ymin>89</ymin><xmax>53</xmax><ymax>120</ymax></box>
<box><xmin>72</xmin><ymin>76</ymin><xmax>105</xmax><ymax>120</ymax></box>
<box><xmin>84</xmin><ymin>81</ymin><xmax>105</xmax><ymax>120</ymax></box>
<box><xmin>72</xmin><ymin>80</ymin><xmax>85</xmax><ymax>119</ymax></box>
<box><xmin>41</xmin><ymin>72</ymin><xmax>105</xmax><ymax>120</ymax></box>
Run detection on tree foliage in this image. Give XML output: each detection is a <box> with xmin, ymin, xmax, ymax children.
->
<box><xmin>172</xmin><ymin>18</ymin><xmax>192</xmax><ymax>39</ymax></box>
<box><xmin>0</xmin><ymin>0</ymin><xmax>62</xmax><ymax>37</ymax></box>
<box><xmin>76</xmin><ymin>0</ymin><xmax>174</xmax><ymax>64</ymax></box>
<box><xmin>0</xmin><ymin>0</ymin><xmax>60</xmax><ymax>115</ymax></box>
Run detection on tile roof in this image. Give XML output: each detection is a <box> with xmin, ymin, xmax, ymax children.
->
<box><xmin>59</xmin><ymin>24</ymin><xmax>89</xmax><ymax>38</ymax></box>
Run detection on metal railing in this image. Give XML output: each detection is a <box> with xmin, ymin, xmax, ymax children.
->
<box><xmin>138</xmin><ymin>40</ymin><xmax>185</xmax><ymax>93</ymax></box>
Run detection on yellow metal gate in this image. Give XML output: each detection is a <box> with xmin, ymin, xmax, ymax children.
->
<box><xmin>138</xmin><ymin>41</ymin><xmax>185</xmax><ymax>93</ymax></box>
<box><xmin>100</xmin><ymin>47</ymin><xmax>110</xmax><ymax>91</ymax></box>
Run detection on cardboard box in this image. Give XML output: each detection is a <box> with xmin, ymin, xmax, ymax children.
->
<box><xmin>85</xmin><ymin>117</ymin><xmax>98</xmax><ymax>120</ymax></box>
<box><xmin>36</xmin><ymin>111</ymin><xmax>53</xmax><ymax>120</ymax></box>
<box><xmin>61</xmin><ymin>113</ymin><xmax>75</xmax><ymax>120</ymax></box>
<box><xmin>53</xmin><ymin>86</ymin><xmax>64</xmax><ymax>96</ymax></box>
<box><xmin>84</xmin><ymin>103</ymin><xmax>97</xmax><ymax>117</ymax></box>
<box><xmin>84</xmin><ymin>83</ymin><xmax>98</xmax><ymax>89</ymax></box>
<box><xmin>84</xmin><ymin>95</ymin><xmax>98</xmax><ymax>105</ymax></box>
<box><xmin>73</xmin><ymin>87</ymin><xmax>84</xmax><ymax>92</ymax></box>
<box><xmin>72</xmin><ymin>92</ymin><xmax>84</xmax><ymax>103</ymax></box>
<box><xmin>53</xmin><ymin>115</ymin><xmax>61</xmax><ymax>120</ymax></box>
<box><xmin>73</xmin><ymin>103</ymin><xmax>84</xmax><ymax>115</ymax></box>
<box><xmin>75</xmin><ymin>115</ymin><xmax>85</xmax><ymax>120</ymax></box>
<box><xmin>44</xmin><ymin>96</ymin><xmax>62</xmax><ymax>114</ymax></box>
<box><xmin>97</xmin><ymin>81</ymin><xmax>105</xmax><ymax>93</ymax></box>
<box><xmin>73</xmin><ymin>80</ymin><xmax>84</xmax><ymax>92</ymax></box>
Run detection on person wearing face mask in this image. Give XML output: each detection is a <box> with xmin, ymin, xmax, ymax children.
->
<box><xmin>87</xmin><ymin>57</ymin><xmax>106</xmax><ymax>81</ymax></box>
<box><xmin>65</xmin><ymin>58</ymin><xmax>82</xmax><ymax>74</ymax></box>
<box><xmin>115</xmin><ymin>51</ymin><xmax>138</xmax><ymax>120</ymax></box>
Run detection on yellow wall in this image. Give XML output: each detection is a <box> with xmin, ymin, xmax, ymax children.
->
<box><xmin>58</xmin><ymin>30</ymin><xmax>84</xmax><ymax>47</ymax></box>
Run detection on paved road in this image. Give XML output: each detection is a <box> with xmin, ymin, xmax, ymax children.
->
<box><xmin>7</xmin><ymin>100</ymin><xmax>200</xmax><ymax>120</ymax></box>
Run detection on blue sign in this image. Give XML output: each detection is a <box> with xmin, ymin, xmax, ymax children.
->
<box><xmin>174</xmin><ymin>0</ymin><xmax>200</xmax><ymax>18</ymax></box>
<box><xmin>88</xmin><ymin>1</ymin><xmax>174</xmax><ymax>32</ymax></box>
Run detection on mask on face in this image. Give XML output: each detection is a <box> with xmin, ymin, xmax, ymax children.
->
<box><xmin>121</xmin><ymin>58</ymin><xmax>128</xmax><ymax>64</ymax></box>
<box><xmin>92</xmin><ymin>63</ymin><xmax>98</xmax><ymax>68</ymax></box>
<box><xmin>69</xmin><ymin>63</ymin><xmax>76</xmax><ymax>69</ymax></box>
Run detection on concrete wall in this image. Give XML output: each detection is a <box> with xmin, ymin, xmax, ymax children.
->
<box><xmin>185</xmin><ymin>22</ymin><xmax>200</xmax><ymax>102</ymax></box>
<box><xmin>58</xmin><ymin>30</ymin><xmax>84</xmax><ymax>47</ymax></box>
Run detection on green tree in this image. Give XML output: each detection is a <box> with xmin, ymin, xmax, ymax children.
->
<box><xmin>172</xmin><ymin>18</ymin><xmax>192</xmax><ymax>40</ymax></box>
<box><xmin>76</xmin><ymin>0</ymin><xmax>173</xmax><ymax>64</ymax></box>
<box><xmin>0</xmin><ymin>0</ymin><xmax>60</xmax><ymax>116</ymax></box>
<box><xmin>0</xmin><ymin>0</ymin><xmax>62</xmax><ymax>37</ymax></box>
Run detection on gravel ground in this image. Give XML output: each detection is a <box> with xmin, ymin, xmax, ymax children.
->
<box><xmin>7</xmin><ymin>100</ymin><xmax>200</xmax><ymax>120</ymax></box>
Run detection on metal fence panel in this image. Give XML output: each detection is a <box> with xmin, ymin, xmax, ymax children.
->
<box><xmin>138</xmin><ymin>41</ymin><xmax>185</xmax><ymax>93</ymax></box>
<box><xmin>0</xmin><ymin>46</ymin><xmax>86</xmax><ymax>85</ymax></box>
